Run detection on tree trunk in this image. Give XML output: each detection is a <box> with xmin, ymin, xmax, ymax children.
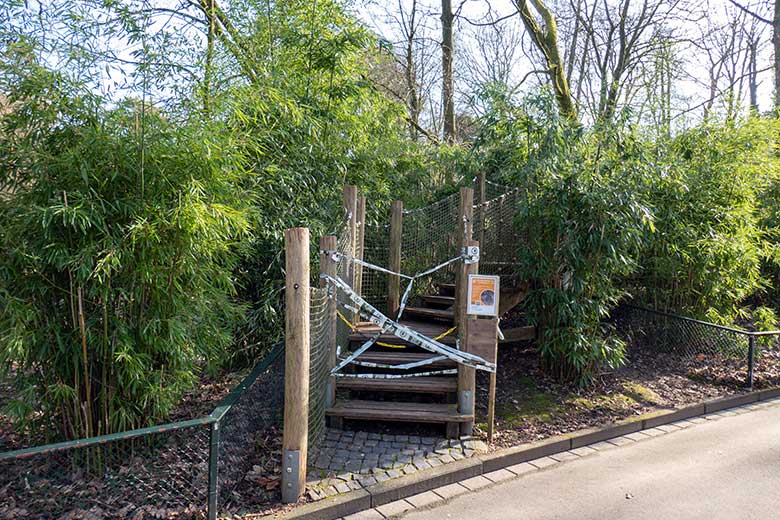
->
<box><xmin>441</xmin><ymin>0</ymin><xmax>456</xmax><ymax>143</ymax></box>
<box><xmin>515</xmin><ymin>0</ymin><xmax>578</xmax><ymax>122</ymax></box>
<box><xmin>406</xmin><ymin>0</ymin><xmax>421</xmax><ymax>140</ymax></box>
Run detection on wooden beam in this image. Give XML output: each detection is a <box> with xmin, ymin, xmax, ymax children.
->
<box><xmin>282</xmin><ymin>227</ymin><xmax>310</xmax><ymax>503</ymax></box>
<box><xmin>319</xmin><ymin>235</ymin><xmax>337</xmax><ymax>410</ymax></box>
<box><xmin>457</xmin><ymin>236</ymin><xmax>477</xmax><ymax>436</ymax></box>
<box><xmin>388</xmin><ymin>200</ymin><xmax>403</xmax><ymax>316</ymax></box>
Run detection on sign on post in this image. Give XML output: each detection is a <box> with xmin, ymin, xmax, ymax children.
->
<box><xmin>467</xmin><ymin>274</ymin><xmax>500</xmax><ymax>316</ymax></box>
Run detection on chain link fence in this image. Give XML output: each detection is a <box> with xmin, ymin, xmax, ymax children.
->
<box><xmin>0</xmin><ymin>342</ymin><xmax>285</xmax><ymax>520</ymax></box>
<box><xmin>613</xmin><ymin>305</ymin><xmax>780</xmax><ymax>389</ymax></box>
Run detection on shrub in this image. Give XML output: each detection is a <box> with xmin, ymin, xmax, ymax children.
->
<box><xmin>0</xmin><ymin>61</ymin><xmax>251</xmax><ymax>439</ymax></box>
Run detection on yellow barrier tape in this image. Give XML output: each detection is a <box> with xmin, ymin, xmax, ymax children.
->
<box><xmin>336</xmin><ymin>309</ymin><xmax>456</xmax><ymax>349</ymax></box>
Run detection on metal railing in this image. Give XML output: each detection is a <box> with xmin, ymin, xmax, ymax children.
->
<box><xmin>615</xmin><ymin>305</ymin><xmax>780</xmax><ymax>388</ymax></box>
<box><xmin>0</xmin><ymin>342</ymin><xmax>285</xmax><ymax>520</ymax></box>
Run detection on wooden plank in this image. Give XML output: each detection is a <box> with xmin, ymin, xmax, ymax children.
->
<box><xmin>350</xmin><ymin>320</ymin><xmax>456</xmax><ymax>345</ymax></box>
<box><xmin>355</xmin><ymin>352</ymin><xmax>457</xmax><ymax>369</ymax></box>
<box><xmin>403</xmin><ymin>307</ymin><xmax>454</xmax><ymax>322</ymax></box>
<box><xmin>283</xmin><ymin>227</ymin><xmax>310</xmax><ymax>503</ymax></box>
<box><xmin>337</xmin><ymin>376</ymin><xmax>457</xmax><ymax>394</ymax></box>
<box><xmin>388</xmin><ymin>200</ymin><xmax>403</xmax><ymax>316</ymax></box>
<box><xmin>457</xmin><ymin>234</ymin><xmax>478</xmax><ymax>436</ymax></box>
<box><xmin>437</xmin><ymin>283</ymin><xmax>456</xmax><ymax>296</ymax></box>
<box><xmin>469</xmin><ymin>318</ymin><xmax>498</xmax><ymax>365</ymax></box>
<box><xmin>420</xmin><ymin>294</ymin><xmax>455</xmax><ymax>307</ymax></box>
<box><xmin>326</xmin><ymin>400</ymin><xmax>472</xmax><ymax>423</ymax></box>
<box><xmin>498</xmin><ymin>284</ymin><xmax>529</xmax><ymax>316</ymax></box>
<box><xmin>500</xmin><ymin>325</ymin><xmax>536</xmax><ymax>343</ymax></box>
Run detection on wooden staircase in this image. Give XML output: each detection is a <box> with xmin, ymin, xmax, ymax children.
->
<box><xmin>325</xmin><ymin>280</ymin><xmax>534</xmax><ymax>438</ymax></box>
<box><xmin>326</xmin><ymin>282</ymin><xmax>466</xmax><ymax>437</ymax></box>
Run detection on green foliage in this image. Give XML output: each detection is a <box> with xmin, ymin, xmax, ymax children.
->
<box><xmin>472</xmin><ymin>92</ymin><xmax>652</xmax><ymax>385</ymax></box>
<box><xmin>636</xmin><ymin>120</ymin><xmax>780</xmax><ymax>321</ymax></box>
<box><xmin>0</xmin><ymin>57</ymin><xmax>251</xmax><ymax>439</ymax></box>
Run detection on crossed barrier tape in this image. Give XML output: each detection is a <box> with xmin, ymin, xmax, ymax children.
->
<box><xmin>321</xmin><ymin>273</ymin><xmax>496</xmax><ymax>377</ymax></box>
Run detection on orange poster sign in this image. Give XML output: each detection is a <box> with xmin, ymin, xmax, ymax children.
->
<box><xmin>467</xmin><ymin>274</ymin><xmax>500</xmax><ymax>316</ymax></box>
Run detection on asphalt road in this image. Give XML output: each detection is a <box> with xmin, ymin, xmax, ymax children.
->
<box><xmin>401</xmin><ymin>402</ymin><xmax>780</xmax><ymax>520</ymax></box>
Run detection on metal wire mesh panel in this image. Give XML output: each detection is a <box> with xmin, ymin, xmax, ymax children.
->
<box><xmin>0</xmin><ymin>423</ymin><xmax>210</xmax><ymax>519</ymax></box>
<box><xmin>361</xmin><ymin>221</ymin><xmax>389</xmax><ymax>314</ymax></box>
<box><xmin>613</xmin><ymin>305</ymin><xmax>749</xmax><ymax>360</ymax></box>
<box><xmin>217</xmin><ymin>346</ymin><xmax>284</xmax><ymax>506</ymax></box>
<box><xmin>308</xmin><ymin>287</ymin><xmax>330</xmax><ymax>449</ymax></box>
<box><xmin>401</xmin><ymin>192</ymin><xmax>460</xmax><ymax>298</ymax></box>
<box><xmin>473</xmin><ymin>187</ymin><xmax>523</xmax><ymax>277</ymax></box>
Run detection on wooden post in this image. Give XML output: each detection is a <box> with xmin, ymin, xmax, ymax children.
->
<box><xmin>477</xmin><ymin>172</ymin><xmax>486</xmax><ymax>251</ymax></box>
<box><xmin>457</xmin><ymin>239</ymin><xmax>478</xmax><ymax>437</ymax></box>
<box><xmin>487</xmin><ymin>372</ymin><xmax>497</xmax><ymax>442</ymax></box>
<box><xmin>320</xmin><ymin>236</ymin><xmax>337</xmax><ymax>410</ymax></box>
<box><xmin>456</xmin><ymin>187</ymin><xmax>476</xmax><ymax>437</ymax></box>
<box><xmin>355</xmin><ymin>195</ymin><xmax>366</xmax><ymax>296</ymax></box>
<box><xmin>388</xmin><ymin>200</ymin><xmax>403</xmax><ymax>316</ymax></box>
<box><xmin>282</xmin><ymin>227</ymin><xmax>310</xmax><ymax>504</ymax></box>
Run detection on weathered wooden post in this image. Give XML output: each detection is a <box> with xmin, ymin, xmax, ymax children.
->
<box><xmin>282</xmin><ymin>227</ymin><xmax>310</xmax><ymax>504</ymax></box>
<box><xmin>388</xmin><ymin>200</ymin><xmax>404</xmax><ymax>317</ymax></box>
<box><xmin>320</xmin><ymin>235</ymin><xmax>337</xmax><ymax>410</ymax></box>
<box><xmin>456</xmin><ymin>187</ymin><xmax>476</xmax><ymax>436</ymax></box>
<box><xmin>355</xmin><ymin>195</ymin><xmax>367</xmax><ymax>296</ymax></box>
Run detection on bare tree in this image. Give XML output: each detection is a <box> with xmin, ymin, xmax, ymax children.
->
<box><xmin>441</xmin><ymin>0</ymin><xmax>456</xmax><ymax>141</ymax></box>
<box><xmin>514</xmin><ymin>0</ymin><xmax>578</xmax><ymax>121</ymax></box>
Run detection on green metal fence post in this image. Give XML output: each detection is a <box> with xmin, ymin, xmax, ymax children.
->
<box><xmin>207</xmin><ymin>421</ymin><xmax>220</xmax><ymax>520</ymax></box>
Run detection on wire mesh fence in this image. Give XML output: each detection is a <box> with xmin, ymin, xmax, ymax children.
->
<box><xmin>473</xmin><ymin>187</ymin><xmax>524</xmax><ymax>278</ymax></box>
<box><xmin>613</xmin><ymin>305</ymin><xmax>780</xmax><ymax>389</ymax></box>
<box><xmin>308</xmin><ymin>287</ymin><xmax>331</xmax><ymax>449</ymax></box>
<box><xmin>0</xmin><ymin>343</ymin><xmax>285</xmax><ymax>520</ymax></box>
<box><xmin>361</xmin><ymin>221</ymin><xmax>389</xmax><ymax>314</ymax></box>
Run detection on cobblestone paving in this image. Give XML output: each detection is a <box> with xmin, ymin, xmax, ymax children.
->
<box><xmin>305</xmin><ymin>428</ymin><xmax>487</xmax><ymax>500</ymax></box>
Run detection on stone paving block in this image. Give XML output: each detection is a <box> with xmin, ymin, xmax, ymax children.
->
<box><xmin>569</xmin><ymin>446</ymin><xmax>598</xmax><ymax>457</ymax></box>
<box><xmin>506</xmin><ymin>462</ymin><xmax>537</xmax><ymax>476</ymax></box>
<box><xmin>375</xmin><ymin>499</ymin><xmax>415</xmax><ymax>518</ymax></box>
<box><xmin>375</xmin><ymin>472</ymin><xmax>391</xmax><ymax>483</ymax></box>
<box><xmin>450</xmin><ymin>451</ymin><xmax>465</xmax><ymax>461</ymax></box>
<box><xmin>528</xmin><ymin>456</ymin><xmax>559</xmax><ymax>469</ymax></box>
<box><xmin>347</xmin><ymin>480</ymin><xmax>362</xmax><ymax>490</ymax></box>
<box><xmin>484</xmin><ymin>469</ymin><xmax>515</xmax><ymax>483</ymax></box>
<box><xmin>623</xmin><ymin>432</ymin><xmax>651</xmax><ymax>442</ymax></box>
<box><xmin>588</xmin><ymin>441</ymin><xmax>617</xmax><ymax>451</ymax></box>
<box><xmin>550</xmin><ymin>451</ymin><xmax>581</xmax><ymax>462</ymax></box>
<box><xmin>460</xmin><ymin>475</ymin><xmax>492</xmax><ymax>491</ymax></box>
<box><xmin>641</xmin><ymin>428</ymin><xmax>666</xmax><ymax>437</ymax></box>
<box><xmin>413</xmin><ymin>460</ymin><xmax>432</xmax><ymax>471</ymax></box>
<box><xmin>402</xmin><ymin>464</ymin><xmax>418</xmax><ymax>475</ymax></box>
<box><xmin>439</xmin><ymin>454</ymin><xmax>455</xmax><ymax>463</ymax></box>
<box><xmin>671</xmin><ymin>419</ymin><xmax>696</xmax><ymax>428</ymax></box>
<box><xmin>335</xmin><ymin>482</ymin><xmax>351</xmax><ymax>494</ymax></box>
<box><xmin>343</xmin><ymin>508</ymin><xmax>384</xmax><ymax>520</ymax></box>
<box><xmin>688</xmin><ymin>417</ymin><xmax>708</xmax><ymax>424</ymax></box>
<box><xmin>433</xmin><ymin>482</ymin><xmax>470</xmax><ymax>500</ymax></box>
<box><xmin>386</xmin><ymin>469</ymin><xmax>403</xmax><ymax>479</ymax></box>
<box><xmin>656</xmin><ymin>423</ymin><xmax>682</xmax><ymax>433</ymax></box>
<box><xmin>358</xmin><ymin>476</ymin><xmax>378</xmax><ymax>487</ymax></box>
<box><xmin>427</xmin><ymin>457</ymin><xmax>443</xmax><ymax>467</ymax></box>
<box><xmin>606</xmin><ymin>436</ymin><xmax>635</xmax><ymax>447</ymax></box>
<box><xmin>406</xmin><ymin>491</ymin><xmax>443</xmax><ymax>509</ymax></box>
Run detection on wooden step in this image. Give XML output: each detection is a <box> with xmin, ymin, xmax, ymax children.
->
<box><xmin>326</xmin><ymin>400</ymin><xmax>471</xmax><ymax>423</ymax></box>
<box><xmin>436</xmin><ymin>283</ymin><xmax>456</xmax><ymax>296</ymax></box>
<box><xmin>337</xmin><ymin>376</ymin><xmax>457</xmax><ymax>394</ymax></box>
<box><xmin>420</xmin><ymin>294</ymin><xmax>455</xmax><ymax>307</ymax></box>
<box><xmin>403</xmin><ymin>307</ymin><xmax>454</xmax><ymax>322</ymax></box>
<box><xmin>355</xmin><ymin>351</ymin><xmax>457</xmax><ymax>369</ymax></box>
<box><xmin>349</xmin><ymin>320</ymin><xmax>456</xmax><ymax>346</ymax></box>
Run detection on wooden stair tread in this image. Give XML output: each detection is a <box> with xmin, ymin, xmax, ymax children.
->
<box><xmin>420</xmin><ymin>294</ymin><xmax>455</xmax><ymax>306</ymax></box>
<box><xmin>436</xmin><ymin>283</ymin><xmax>456</xmax><ymax>296</ymax></box>
<box><xmin>350</xmin><ymin>320</ymin><xmax>456</xmax><ymax>345</ymax></box>
<box><xmin>326</xmin><ymin>400</ymin><xmax>472</xmax><ymax>423</ymax></box>
<box><xmin>337</xmin><ymin>376</ymin><xmax>456</xmax><ymax>393</ymax></box>
<box><xmin>403</xmin><ymin>307</ymin><xmax>454</xmax><ymax>322</ymax></box>
<box><xmin>356</xmin><ymin>351</ymin><xmax>456</xmax><ymax>368</ymax></box>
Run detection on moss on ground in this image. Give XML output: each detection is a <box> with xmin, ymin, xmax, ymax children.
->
<box><xmin>621</xmin><ymin>382</ymin><xmax>664</xmax><ymax>405</ymax></box>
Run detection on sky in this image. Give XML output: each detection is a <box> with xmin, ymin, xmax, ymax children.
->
<box><xmin>354</xmin><ymin>0</ymin><xmax>776</xmax><ymax>126</ymax></box>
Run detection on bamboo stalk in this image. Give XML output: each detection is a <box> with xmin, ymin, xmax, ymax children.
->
<box><xmin>77</xmin><ymin>286</ymin><xmax>93</xmax><ymax>438</ymax></box>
